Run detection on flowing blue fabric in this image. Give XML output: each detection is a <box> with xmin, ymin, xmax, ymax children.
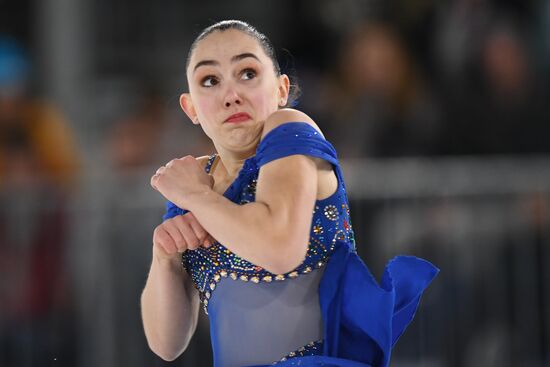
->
<box><xmin>162</xmin><ymin>122</ymin><xmax>439</xmax><ymax>367</ymax></box>
<box><xmin>316</xmin><ymin>241</ymin><xmax>438</xmax><ymax>367</ymax></box>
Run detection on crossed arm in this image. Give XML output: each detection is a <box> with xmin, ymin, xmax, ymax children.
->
<box><xmin>154</xmin><ymin>109</ymin><xmax>321</xmax><ymax>274</ymax></box>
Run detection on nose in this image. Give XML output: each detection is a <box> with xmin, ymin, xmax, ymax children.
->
<box><xmin>223</xmin><ymin>88</ymin><xmax>242</xmax><ymax>107</ymax></box>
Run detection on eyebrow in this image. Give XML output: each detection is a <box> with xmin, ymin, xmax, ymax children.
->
<box><xmin>193</xmin><ymin>52</ymin><xmax>261</xmax><ymax>73</ymax></box>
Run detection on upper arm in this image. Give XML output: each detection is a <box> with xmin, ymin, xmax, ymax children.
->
<box><xmin>254</xmin><ymin>109</ymin><xmax>322</xmax><ymax>245</ymax></box>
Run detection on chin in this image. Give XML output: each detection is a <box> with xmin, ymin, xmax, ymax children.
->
<box><xmin>226</xmin><ymin>130</ymin><xmax>261</xmax><ymax>151</ymax></box>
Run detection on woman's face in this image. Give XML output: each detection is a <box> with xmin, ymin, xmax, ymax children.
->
<box><xmin>182</xmin><ymin>29</ymin><xmax>289</xmax><ymax>154</ymax></box>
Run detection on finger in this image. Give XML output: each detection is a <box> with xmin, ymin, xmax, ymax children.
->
<box><xmin>203</xmin><ymin>234</ymin><xmax>217</xmax><ymax>248</ymax></box>
<box><xmin>185</xmin><ymin>213</ymin><xmax>208</xmax><ymax>243</ymax></box>
<box><xmin>184</xmin><ymin>213</ymin><xmax>214</xmax><ymax>248</ymax></box>
<box><xmin>164</xmin><ymin>219</ymin><xmax>189</xmax><ymax>252</ymax></box>
<box><xmin>150</xmin><ymin>174</ymin><xmax>159</xmax><ymax>190</ymax></box>
<box><xmin>154</xmin><ymin>226</ymin><xmax>178</xmax><ymax>255</ymax></box>
<box><xmin>207</xmin><ymin>234</ymin><xmax>217</xmax><ymax>245</ymax></box>
<box><xmin>172</xmin><ymin>216</ymin><xmax>201</xmax><ymax>250</ymax></box>
<box><xmin>202</xmin><ymin>236</ymin><xmax>216</xmax><ymax>248</ymax></box>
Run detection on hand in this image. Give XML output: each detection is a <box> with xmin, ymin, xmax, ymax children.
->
<box><xmin>152</xmin><ymin>212</ymin><xmax>216</xmax><ymax>261</ymax></box>
<box><xmin>150</xmin><ymin>156</ymin><xmax>214</xmax><ymax>207</ymax></box>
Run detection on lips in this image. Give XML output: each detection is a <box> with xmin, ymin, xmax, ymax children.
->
<box><xmin>225</xmin><ymin>112</ymin><xmax>251</xmax><ymax>123</ymax></box>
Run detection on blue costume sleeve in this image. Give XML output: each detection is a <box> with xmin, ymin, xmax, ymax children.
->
<box><xmin>256</xmin><ymin>122</ymin><xmax>340</xmax><ymax>168</ymax></box>
<box><xmin>162</xmin><ymin>200</ymin><xmax>188</xmax><ymax>221</ymax></box>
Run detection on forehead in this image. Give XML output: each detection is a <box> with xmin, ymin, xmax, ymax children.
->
<box><xmin>189</xmin><ymin>29</ymin><xmax>269</xmax><ymax>69</ymax></box>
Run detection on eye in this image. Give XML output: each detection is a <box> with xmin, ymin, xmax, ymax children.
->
<box><xmin>200</xmin><ymin>76</ymin><xmax>219</xmax><ymax>87</ymax></box>
<box><xmin>241</xmin><ymin>68</ymin><xmax>257</xmax><ymax>81</ymax></box>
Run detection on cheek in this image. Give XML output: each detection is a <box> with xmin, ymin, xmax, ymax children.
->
<box><xmin>194</xmin><ymin>95</ymin><xmax>218</xmax><ymax>120</ymax></box>
<box><xmin>250</xmin><ymin>84</ymin><xmax>278</xmax><ymax>115</ymax></box>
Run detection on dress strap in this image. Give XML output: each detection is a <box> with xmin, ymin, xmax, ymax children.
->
<box><xmin>204</xmin><ymin>153</ymin><xmax>218</xmax><ymax>174</ymax></box>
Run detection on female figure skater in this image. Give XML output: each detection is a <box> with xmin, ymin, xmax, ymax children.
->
<box><xmin>141</xmin><ymin>20</ymin><xmax>438</xmax><ymax>367</ymax></box>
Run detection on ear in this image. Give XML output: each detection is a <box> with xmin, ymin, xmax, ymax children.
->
<box><xmin>179</xmin><ymin>93</ymin><xmax>199</xmax><ymax>125</ymax></box>
<box><xmin>277</xmin><ymin>74</ymin><xmax>290</xmax><ymax>107</ymax></box>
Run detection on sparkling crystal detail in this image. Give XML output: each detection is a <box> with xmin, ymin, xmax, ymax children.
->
<box><xmin>313</xmin><ymin>225</ymin><xmax>323</xmax><ymax>234</ymax></box>
<box><xmin>324</xmin><ymin>204</ymin><xmax>339</xmax><ymax>221</ymax></box>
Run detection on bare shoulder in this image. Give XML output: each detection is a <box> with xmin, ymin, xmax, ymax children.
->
<box><xmin>261</xmin><ymin>108</ymin><xmax>325</xmax><ymax>140</ymax></box>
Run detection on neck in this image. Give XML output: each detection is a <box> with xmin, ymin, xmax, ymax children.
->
<box><xmin>214</xmin><ymin>145</ymin><xmax>256</xmax><ymax>178</ymax></box>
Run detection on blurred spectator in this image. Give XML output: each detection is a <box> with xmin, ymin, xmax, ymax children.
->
<box><xmin>0</xmin><ymin>36</ymin><xmax>80</xmax><ymax>366</ymax></box>
<box><xmin>440</xmin><ymin>20</ymin><xmax>550</xmax><ymax>155</ymax></box>
<box><xmin>107</xmin><ymin>86</ymin><xmax>213</xmax><ymax>173</ymax></box>
<box><xmin>308</xmin><ymin>22</ymin><xmax>441</xmax><ymax>158</ymax></box>
<box><xmin>0</xmin><ymin>37</ymin><xmax>80</xmax><ymax>189</ymax></box>
<box><xmin>433</xmin><ymin>0</ymin><xmax>493</xmax><ymax>82</ymax></box>
<box><xmin>107</xmin><ymin>102</ymin><xmax>164</xmax><ymax>172</ymax></box>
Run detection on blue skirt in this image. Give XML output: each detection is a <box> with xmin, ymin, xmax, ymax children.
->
<box><xmin>251</xmin><ymin>241</ymin><xmax>439</xmax><ymax>367</ymax></box>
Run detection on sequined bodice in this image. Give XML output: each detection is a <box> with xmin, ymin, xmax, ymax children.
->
<box><xmin>181</xmin><ymin>153</ymin><xmax>355</xmax><ymax>315</ymax></box>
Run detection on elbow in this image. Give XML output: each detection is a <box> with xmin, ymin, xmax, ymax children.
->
<box><xmin>148</xmin><ymin>340</ymin><xmax>187</xmax><ymax>362</ymax></box>
<box><xmin>157</xmin><ymin>352</ymin><xmax>179</xmax><ymax>363</ymax></box>
<box><xmin>266</xmin><ymin>235</ymin><xmax>309</xmax><ymax>274</ymax></box>
<box><xmin>145</xmin><ymin>329</ymin><xmax>192</xmax><ymax>362</ymax></box>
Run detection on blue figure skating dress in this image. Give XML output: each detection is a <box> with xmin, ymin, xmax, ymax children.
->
<box><xmin>162</xmin><ymin>122</ymin><xmax>439</xmax><ymax>367</ymax></box>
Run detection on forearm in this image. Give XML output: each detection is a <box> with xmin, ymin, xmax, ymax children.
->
<box><xmin>183</xmin><ymin>190</ymin><xmax>310</xmax><ymax>274</ymax></box>
<box><xmin>141</xmin><ymin>255</ymin><xmax>199</xmax><ymax>361</ymax></box>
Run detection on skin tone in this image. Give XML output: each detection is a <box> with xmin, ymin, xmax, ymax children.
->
<box><xmin>142</xmin><ymin>28</ymin><xmax>337</xmax><ymax>361</ymax></box>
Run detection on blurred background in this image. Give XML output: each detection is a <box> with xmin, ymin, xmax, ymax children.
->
<box><xmin>1</xmin><ymin>0</ymin><xmax>549</xmax><ymax>366</ymax></box>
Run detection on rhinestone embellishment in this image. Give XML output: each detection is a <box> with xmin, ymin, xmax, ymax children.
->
<box><xmin>324</xmin><ymin>204</ymin><xmax>339</xmax><ymax>221</ymax></box>
<box><xmin>277</xmin><ymin>340</ymin><xmax>324</xmax><ymax>362</ymax></box>
<box><xmin>313</xmin><ymin>225</ymin><xmax>323</xmax><ymax>234</ymax></box>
